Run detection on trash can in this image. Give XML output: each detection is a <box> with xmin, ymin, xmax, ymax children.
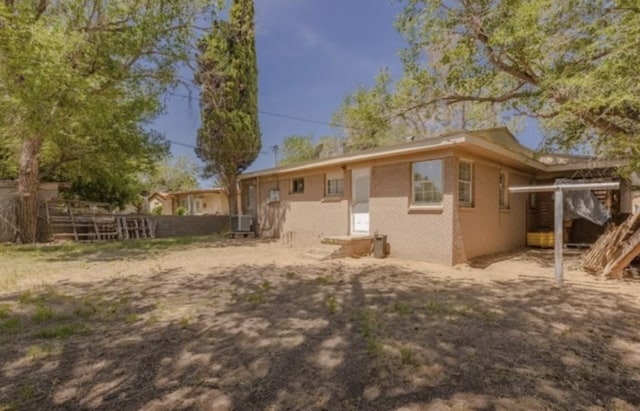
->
<box><xmin>374</xmin><ymin>234</ymin><xmax>387</xmax><ymax>258</ymax></box>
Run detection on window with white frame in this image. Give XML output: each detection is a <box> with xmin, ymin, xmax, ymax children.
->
<box><xmin>291</xmin><ymin>178</ymin><xmax>304</xmax><ymax>194</ymax></box>
<box><xmin>499</xmin><ymin>172</ymin><xmax>509</xmax><ymax>208</ymax></box>
<box><xmin>412</xmin><ymin>160</ymin><xmax>443</xmax><ymax>205</ymax></box>
<box><xmin>326</xmin><ymin>171</ymin><xmax>344</xmax><ymax>196</ymax></box>
<box><xmin>458</xmin><ymin>160</ymin><xmax>473</xmax><ymax>206</ymax></box>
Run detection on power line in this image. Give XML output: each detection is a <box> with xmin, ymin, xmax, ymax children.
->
<box><xmin>167</xmin><ymin>139</ymin><xmax>270</xmax><ymax>155</ymax></box>
<box><xmin>166</xmin><ymin>91</ymin><xmax>351</xmax><ymax>130</ymax></box>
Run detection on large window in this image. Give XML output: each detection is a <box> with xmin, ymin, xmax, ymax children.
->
<box><xmin>499</xmin><ymin>172</ymin><xmax>509</xmax><ymax>208</ymax></box>
<box><xmin>458</xmin><ymin>160</ymin><xmax>473</xmax><ymax>206</ymax></box>
<box><xmin>412</xmin><ymin>160</ymin><xmax>443</xmax><ymax>205</ymax></box>
<box><xmin>326</xmin><ymin>171</ymin><xmax>344</xmax><ymax>197</ymax></box>
<box><xmin>291</xmin><ymin>178</ymin><xmax>304</xmax><ymax>194</ymax></box>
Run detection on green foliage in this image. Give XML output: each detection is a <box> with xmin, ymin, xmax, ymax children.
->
<box><xmin>141</xmin><ymin>156</ymin><xmax>200</xmax><ymax>194</ymax></box>
<box><xmin>0</xmin><ymin>317</ymin><xmax>21</xmax><ymax>332</ymax></box>
<box><xmin>176</xmin><ymin>206</ymin><xmax>187</xmax><ymax>216</ymax></box>
<box><xmin>34</xmin><ymin>323</ymin><xmax>92</xmax><ymax>339</ymax></box>
<box><xmin>326</xmin><ymin>295</ymin><xmax>338</xmax><ymax>314</ymax></box>
<box><xmin>0</xmin><ymin>0</ymin><xmax>216</xmax><ymax>239</ymax></box>
<box><xmin>396</xmin><ymin>0</ymin><xmax>640</xmax><ymax>167</ymax></box>
<box><xmin>196</xmin><ymin>0</ymin><xmax>261</xmax><ymax>214</ymax></box>
<box><xmin>151</xmin><ymin>205</ymin><xmax>163</xmax><ymax>215</ymax></box>
<box><xmin>279</xmin><ymin>135</ymin><xmax>317</xmax><ymax>165</ymax></box>
<box><xmin>0</xmin><ymin>304</ymin><xmax>10</xmax><ymax>318</ymax></box>
<box><xmin>63</xmin><ymin>175</ymin><xmax>143</xmax><ymax>210</ymax></box>
<box><xmin>31</xmin><ymin>305</ymin><xmax>54</xmax><ymax>323</ymax></box>
<box><xmin>333</xmin><ymin>70</ymin><xmax>400</xmax><ymax>151</ymax></box>
<box><xmin>392</xmin><ymin>301</ymin><xmax>411</xmax><ymax>316</ymax></box>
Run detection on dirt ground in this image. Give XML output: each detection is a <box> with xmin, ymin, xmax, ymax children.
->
<box><xmin>1</xmin><ymin>238</ymin><xmax>640</xmax><ymax>411</ymax></box>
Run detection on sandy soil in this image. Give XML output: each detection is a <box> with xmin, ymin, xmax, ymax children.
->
<box><xmin>1</xmin><ymin>239</ymin><xmax>640</xmax><ymax>410</ymax></box>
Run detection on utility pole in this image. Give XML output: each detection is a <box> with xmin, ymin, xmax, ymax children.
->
<box><xmin>271</xmin><ymin>145</ymin><xmax>279</xmax><ymax>167</ymax></box>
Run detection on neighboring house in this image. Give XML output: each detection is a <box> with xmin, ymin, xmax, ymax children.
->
<box><xmin>147</xmin><ymin>192</ymin><xmax>171</xmax><ymax>215</ymax></box>
<box><xmin>239</xmin><ymin>128</ymin><xmax>632</xmax><ymax>265</ymax></box>
<box><xmin>147</xmin><ymin>189</ymin><xmax>229</xmax><ymax>216</ymax></box>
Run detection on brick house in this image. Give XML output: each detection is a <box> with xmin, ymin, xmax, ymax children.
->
<box><xmin>239</xmin><ymin>128</ymin><xmax>631</xmax><ymax>265</ymax></box>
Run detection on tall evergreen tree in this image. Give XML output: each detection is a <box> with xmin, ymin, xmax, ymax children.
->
<box><xmin>196</xmin><ymin>0</ymin><xmax>261</xmax><ymax>215</ymax></box>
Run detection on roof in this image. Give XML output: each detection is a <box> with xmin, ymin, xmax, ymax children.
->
<box><xmin>148</xmin><ymin>191</ymin><xmax>169</xmax><ymax>200</ymax></box>
<box><xmin>239</xmin><ymin>127</ymin><xmax>628</xmax><ymax>180</ymax></box>
<box><xmin>147</xmin><ymin>188</ymin><xmax>226</xmax><ymax>199</ymax></box>
<box><xmin>167</xmin><ymin>188</ymin><xmax>226</xmax><ymax>196</ymax></box>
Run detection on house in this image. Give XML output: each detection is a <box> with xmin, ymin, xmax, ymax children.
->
<box><xmin>147</xmin><ymin>192</ymin><xmax>172</xmax><ymax>215</ymax></box>
<box><xmin>147</xmin><ymin>188</ymin><xmax>230</xmax><ymax>216</ymax></box>
<box><xmin>238</xmin><ymin>128</ymin><xmax>632</xmax><ymax>265</ymax></box>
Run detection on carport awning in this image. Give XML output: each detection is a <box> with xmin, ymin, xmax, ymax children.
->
<box><xmin>509</xmin><ymin>181</ymin><xmax>620</xmax><ymax>284</ymax></box>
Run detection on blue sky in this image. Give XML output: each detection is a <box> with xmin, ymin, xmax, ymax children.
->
<box><xmin>151</xmin><ymin>0</ymin><xmax>542</xmax><ymax>187</ymax></box>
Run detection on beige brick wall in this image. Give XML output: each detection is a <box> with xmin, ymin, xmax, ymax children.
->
<box><xmin>244</xmin><ymin>169</ymin><xmax>350</xmax><ymax>246</ymax></box>
<box><xmin>369</xmin><ymin>157</ymin><xmax>456</xmax><ymax>264</ymax></box>
<box><xmin>242</xmin><ymin>151</ymin><xmax>531</xmax><ymax>265</ymax></box>
<box><xmin>454</xmin><ymin>158</ymin><xmax>529</xmax><ymax>262</ymax></box>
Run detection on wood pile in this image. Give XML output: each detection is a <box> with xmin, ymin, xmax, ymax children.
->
<box><xmin>582</xmin><ymin>212</ymin><xmax>640</xmax><ymax>278</ymax></box>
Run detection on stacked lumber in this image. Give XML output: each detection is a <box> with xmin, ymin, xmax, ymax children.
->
<box><xmin>582</xmin><ymin>212</ymin><xmax>640</xmax><ymax>278</ymax></box>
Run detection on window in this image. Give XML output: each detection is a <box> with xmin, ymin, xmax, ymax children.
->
<box><xmin>291</xmin><ymin>178</ymin><xmax>304</xmax><ymax>194</ymax></box>
<box><xmin>458</xmin><ymin>161</ymin><xmax>473</xmax><ymax>206</ymax></box>
<box><xmin>499</xmin><ymin>172</ymin><xmax>509</xmax><ymax>208</ymax></box>
<box><xmin>326</xmin><ymin>171</ymin><xmax>344</xmax><ymax>196</ymax></box>
<box><xmin>412</xmin><ymin>160</ymin><xmax>443</xmax><ymax>205</ymax></box>
<box><xmin>244</xmin><ymin>184</ymin><xmax>255</xmax><ymax>211</ymax></box>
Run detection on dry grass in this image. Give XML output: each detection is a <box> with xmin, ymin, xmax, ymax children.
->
<box><xmin>0</xmin><ymin>240</ymin><xmax>639</xmax><ymax>410</ymax></box>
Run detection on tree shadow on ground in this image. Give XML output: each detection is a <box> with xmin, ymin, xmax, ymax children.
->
<box><xmin>1</xmin><ymin>261</ymin><xmax>639</xmax><ymax>410</ymax></box>
<box><xmin>469</xmin><ymin>247</ymin><xmax>586</xmax><ymax>271</ymax></box>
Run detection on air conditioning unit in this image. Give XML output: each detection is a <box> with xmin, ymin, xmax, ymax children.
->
<box><xmin>231</xmin><ymin>215</ymin><xmax>252</xmax><ymax>232</ymax></box>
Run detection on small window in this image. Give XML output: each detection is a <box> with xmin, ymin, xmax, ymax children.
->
<box><xmin>458</xmin><ymin>161</ymin><xmax>473</xmax><ymax>206</ymax></box>
<box><xmin>291</xmin><ymin>178</ymin><xmax>304</xmax><ymax>194</ymax></box>
<box><xmin>326</xmin><ymin>171</ymin><xmax>344</xmax><ymax>197</ymax></box>
<box><xmin>412</xmin><ymin>160</ymin><xmax>443</xmax><ymax>205</ymax></box>
<box><xmin>326</xmin><ymin>178</ymin><xmax>344</xmax><ymax>196</ymax></box>
<box><xmin>499</xmin><ymin>172</ymin><xmax>509</xmax><ymax>208</ymax></box>
<box><xmin>245</xmin><ymin>184</ymin><xmax>255</xmax><ymax>211</ymax></box>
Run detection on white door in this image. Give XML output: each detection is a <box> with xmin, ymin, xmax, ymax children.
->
<box><xmin>351</xmin><ymin>168</ymin><xmax>370</xmax><ymax>234</ymax></box>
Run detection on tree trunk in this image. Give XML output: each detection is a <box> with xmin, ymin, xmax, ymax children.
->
<box><xmin>16</xmin><ymin>137</ymin><xmax>42</xmax><ymax>243</ymax></box>
<box><xmin>227</xmin><ymin>173</ymin><xmax>239</xmax><ymax>216</ymax></box>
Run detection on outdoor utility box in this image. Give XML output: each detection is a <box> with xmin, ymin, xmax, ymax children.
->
<box><xmin>231</xmin><ymin>215</ymin><xmax>253</xmax><ymax>232</ymax></box>
<box><xmin>374</xmin><ymin>234</ymin><xmax>388</xmax><ymax>258</ymax></box>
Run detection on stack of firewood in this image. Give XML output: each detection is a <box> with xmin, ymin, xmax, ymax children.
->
<box><xmin>582</xmin><ymin>212</ymin><xmax>640</xmax><ymax>278</ymax></box>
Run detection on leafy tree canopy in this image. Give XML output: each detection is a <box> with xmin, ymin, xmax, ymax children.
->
<box><xmin>141</xmin><ymin>156</ymin><xmax>201</xmax><ymax>194</ymax></box>
<box><xmin>279</xmin><ymin>135</ymin><xmax>316</xmax><ymax>166</ymax></box>
<box><xmin>395</xmin><ymin>0</ymin><xmax>640</xmax><ymax>162</ymax></box>
<box><xmin>0</xmin><ymin>0</ymin><xmax>216</xmax><ymax>240</ymax></box>
<box><xmin>334</xmin><ymin>0</ymin><xmax>639</xmax><ymax>167</ymax></box>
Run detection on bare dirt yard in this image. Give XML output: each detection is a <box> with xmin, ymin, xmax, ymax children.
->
<box><xmin>1</xmin><ymin>237</ymin><xmax>640</xmax><ymax>411</ymax></box>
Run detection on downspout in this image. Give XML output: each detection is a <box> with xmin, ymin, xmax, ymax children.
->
<box><xmin>255</xmin><ymin>176</ymin><xmax>260</xmax><ymax>235</ymax></box>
